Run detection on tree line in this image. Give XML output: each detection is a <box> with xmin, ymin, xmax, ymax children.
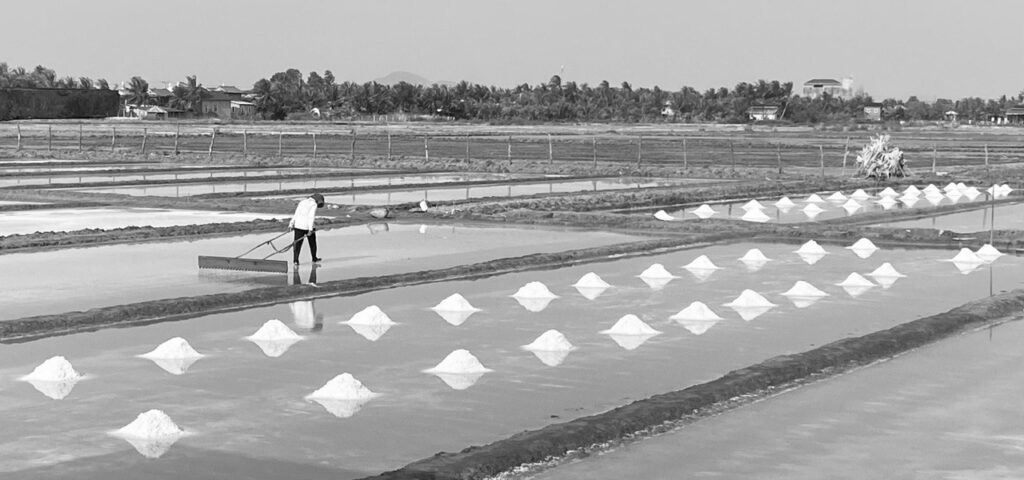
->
<box><xmin>2</xmin><ymin>62</ymin><xmax>1022</xmax><ymax>124</ymax></box>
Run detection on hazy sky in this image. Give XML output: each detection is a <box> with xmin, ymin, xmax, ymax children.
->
<box><xmin>2</xmin><ymin>0</ymin><xmax>1021</xmax><ymax>100</ymax></box>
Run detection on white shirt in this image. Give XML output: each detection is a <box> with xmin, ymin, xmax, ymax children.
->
<box><xmin>289</xmin><ymin>197</ymin><xmax>318</xmax><ymax>230</ymax></box>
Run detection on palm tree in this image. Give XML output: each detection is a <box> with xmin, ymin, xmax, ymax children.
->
<box><xmin>170</xmin><ymin>75</ymin><xmax>207</xmax><ymax>115</ymax></box>
<box><xmin>125</xmin><ymin>76</ymin><xmax>150</xmax><ymax>106</ymax></box>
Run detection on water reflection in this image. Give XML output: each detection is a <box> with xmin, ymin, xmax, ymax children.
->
<box><xmin>290</xmin><ymin>299</ymin><xmax>323</xmax><ymax>332</ymax></box>
<box><xmin>25</xmin><ymin>378</ymin><xmax>81</xmax><ymax>400</ymax></box>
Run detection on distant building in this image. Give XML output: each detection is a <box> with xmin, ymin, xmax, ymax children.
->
<box><xmin>1006</xmin><ymin>106</ymin><xmax>1024</xmax><ymax>125</ymax></box>
<box><xmin>213</xmin><ymin>84</ymin><xmax>246</xmax><ymax>95</ymax></box>
<box><xmin>202</xmin><ymin>91</ymin><xmax>255</xmax><ymax>119</ymax></box>
<box><xmin>944</xmin><ymin>110</ymin><xmax>959</xmax><ymax>122</ymax></box>
<box><xmin>863</xmin><ymin>103</ymin><xmax>883</xmax><ymax>122</ymax></box>
<box><xmin>746</xmin><ymin>104</ymin><xmax>780</xmax><ymax>121</ymax></box>
<box><xmin>148</xmin><ymin>87</ymin><xmax>173</xmax><ymax>106</ymax></box>
<box><xmin>660</xmin><ymin>101</ymin><xmax>675</xmax><ymax>118</ymax></box>
<box><xmin>802</xmin><ymin>77</ymin><xmax>854</xmax><ymax>99</ymax></box>
<box><xmin>139</xmin><ymin>105</ymin><xmax>184</xmax><ymax>120</ymax></box>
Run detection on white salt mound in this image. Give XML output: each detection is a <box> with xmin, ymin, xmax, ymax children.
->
<box><xmin>116</xmin><ymin>409</ymin><xmax>184</xmax><ymax>439</ymax></box>
<box><xmin>903</xmin><ymin>185</ymin><xmax>921</xmax><ymax>197</ymax></box>
<box><xmin>943</xmin><ymin>182</ymin><xmax>958</xmax><ymax>192</ymax></box>
<box><xmin>842</xmin><ymin>199</ymin><xmax>862</xmax><ymax>212</ymax></box>
<box><xmin>306</xmin><ymin>373</ymin><xmax>378</xmax><ymax>400</ymax></box>
<box><xmin>140</xmin><ymin>337</ymin><xmax>202</xmax><ymax>360</ymax></box>
<box><xmin>654</xmin><ymin>210</ymin><xmax>675</xmax><ymax>221</ymax></box>
<box><xmin>742</xmin><ymin>199</ymin><xmax>765</xmax><ymax>211</ymax></box>
<box><xmin>827</xmin><ymin>192</ymin><xmax>847</xmax><ymax>201</ymax></box>
<box><xmin>724</xmin><ymin>289</ymin><xmax>777</xmax><ymax>308</ymax></box>
<box><xmin>963</xmin><ymin>186</ymin><xmax>981</xmax><ymax>199</ymax></box>
<box><xmin>692</xmin><ymin>204</ymin><xmax>716</xmax><ymax>218</ymax></box>
<box><xmin>870</xmin><ymin>262</ymin><xmax>906</xmax><ymax>277</ymax></box>
<box><xmin>946</xmin><ymin>189</ymin><xmax>963</xmax><ymax>199</ymax></box>
<box><xmin>775</xmin><ymin>196</ymin><xmax>796</xmax><ymax>208</ymax></box>
<box><xmin>23</xmin><ymin>356</ymin><xmax>81</xmax><ymax>382</ymax></box>
<box><xmin>573</xmin><ymin>272</ymin><xmax>611</xmax><ymax>289</ymax></box>
<box><xmin>976</xmin><ymin>244</ymin><xmax>1003</xmax><ymax>262</ymax></box>
<box><xmin>838</xmin><ymin>272</ymin><xmax>875</xmax><ymax>287</ymax></box>
<box><xmin>424</xmin><ymin>349</ymin><xmax>492</xmax><ymax>374</ymax></box>
<box><xmin>522</xmin><ymin>329</ymin><xmax>575</xmax><ymax>352</ymax></box>
<box><xmin>600</xmin><ymin>314</ymin><xmax>662</xmax><ymax>335</ymax></box>
<box><xmin>513</xmin><ymin>281</ymin><xmax>558</xmax><ymax>299</ymax></box>
<box><xmin>432</xmin><ymin>293</ymin><xmax>480</xmax><ymax>313</ymax></box>
<box><xmin>739</xmin><ymin>248</ymin><xmax>770</xmax><ymax>262</ymax></box>
<box><xmin>803</xmin><ymin>204</ymin><xmax>825</xmax><ymax>215</ymax></box>
<box><xmin>999</xmin><ymin>184</ymin><xmax>1013</xmax><ymax>195</ymax></box>
<box><xmin>899</xmin><ymin>196</ymin><xmax>920</xmax><ymax>207</ymax></box>
<box><xmin>847</xmin><ymin>238</ymin><xmax>878</xmax><ymax>251</ymax></box>
<box><xmin>805</xmin><ymin>193</ymin><xmax>825</xmax><ymax>203</ymax></box>
<box><xmin>949</xmin><ymin>248</ymin><xmax>983</xmax><ymax>264</ymax></box>
<box><xmin>741</xmin><ymin>209</ymin><xmax>770</xmax><ymax>222</ymax></box>
<box><xmin>956</xmin><ymin>182</ymin><xmax>969</xmax><ymax>192</ymax></box>
<box><xmin>850</xmin><ymin>189</ymin><xmax>871</xmax><ymax>200</ymax></box>
<box><xmin>670</xmin><ymin>301</ymin><xmax>723</xmax><ymax>322</ymax></box>
<box><xmin>782</xmin><ymin>280</ymin><xmax>829</xmax><ymax>297</ymax></box>
<box><xmin>344</xmin><ymin>305</ymin><xmax>396</xmax><ymax>326</ymax></box>
<box><xmin>684</xmin><ymin>255</ymin><xmax>720</xmax><ymax>270</ymax></box>
<box><xmin>795</xmin><ymin>240</ymin><xmax>828</xmax><ymax>255</ymax></box>
<box><xmin>876</xmin><ymin>196</ymin><xmax>897</xmax><ymax>208</ymax></box>
<box><xmin>246</xmin><ymin>319</ymin><xmax>302</xmax><ymax>342</ymax></box>
<box><xmin>877</xmin><ymin>187</ymin><xmax>898</xmax><ymax>197</ymax></box>
<box><xmin>639</xmin><ymin>263</ymin><xmax>676</xmax><ymax>279</ymax></box>
<box><xmin>922</xmin><ymin>184</ymin><xmax>940</xmax><ymax>195</ymax></box>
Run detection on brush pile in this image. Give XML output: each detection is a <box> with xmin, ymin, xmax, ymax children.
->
<box><xmin>855</xmin><ymin>134</ymin><xmax>908</xmax><ymax>179</ymax></box>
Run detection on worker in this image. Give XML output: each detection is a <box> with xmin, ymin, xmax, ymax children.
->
<box><xmin>289</xmin><ymin>193</ymin><xmax>324</xmax><ymax>265</ymax></box>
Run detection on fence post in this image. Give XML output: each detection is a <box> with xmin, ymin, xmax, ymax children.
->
<box><xmin>637</xmin><ymin>135</ymin><xmax>642</xmax><ymax>166</ymax></box>
<box><xmin>313</xmin><ymin>132</ymin><xmax>318</xmax><ymax>161</ymax></box>
<box><xmin>141</xmin><ymin>128</ymin><xmax>148</xmax><ymax>155</ymax></box>
<box><xmin>386</xmin><ymin>128</ymin><xmax>392</xmax><ymax>161</ymax></box>
<box><xmin>278</xmin><ymin>131</ymin><xmax>284</xmax><ymax>159</ymax></box>
<box><xmin>48</xmin><ymin>125</ymin><xmax>52</xmax><ymax>151</ymax></box>
<box><xmin>242</xmin><ymin>130</ymin><xmax>247</xmax><ymax>160</ymax></box>
<box><xmin>932</xmin><ymin>144</ymin><xmax>937</xmax><ymax>173</ymax></box>
<box><xmin>592</xmin><ymin>137</ymin><xmax>597</xmax><ymax>169</ymax></box>
<box><xmin>111</xmin><ymin>127</ymin><xmax>116</xmax><ymax>152</ymax></box>
<box><xmin>465</xmin><ymin>134</ymin><xmax>470</xmax><ymax>162</ymax></box>
<box><xmin>819</xmin><ymin>145</ymin><xmax>825</xmax><ymax>178</ymax></box>
<box><xmin>777</xmin><ymin>143</ymin><xmax>782</xmax><ymax>175</ymax></box>
<box><xmin>507</xmin><ymin>135</ymin><xmax>512</xmax><ymax>165</ymax></box>
<box><xmin>548</xmin><ymin>134</ymin><xmax>553</xmax><ymax>164</ymax></box>
<box><xmin>208</xmin><ymin>128</ymin><xmax>217</xmax><ymax>161</ymax></box>
<box><xmin>174</xmin><ymin>123</ymin><xmax>180</xmax><ymax>154</ymax></box>
<box><xmin>349</xmin><ymin>129</ymin><xmax>356</xmax><ymax>162</ymax></box>
<box><xmin>841</xmin><ymin>137</ymin><xmax>849</xmax><ymax>176</ymax></box>
<box><xmin>424</xmin><ymin>136</ymin><xmax>429</xmax><ymax>162</ymax></box>
<box><xmin>682</xmin><ymin>137</ymin><xmax>687</xmax><ymax>169</ymax></box>
<box><xmin>730</xmin><ymin>140</ymin><xmax>735</xmax><ymax>169</ymax></box>
<box><xmin>985</xmin><ymin>144</ymin><xmax>990</xmax><ymax>178</ymax></box>
<box><xmin>78</xmin><ymin>124</ymin><xmax>83</xmax><ymax>151</ymax></box>
<box><xmin>16</xmin><ymin>124</ymin><xmax>22</xmax><ymax>151</ymax></box>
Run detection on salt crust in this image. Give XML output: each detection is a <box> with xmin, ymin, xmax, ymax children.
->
<box><xmin>306</xmin><ymin>373</ymin><xmax>378</xmax><ymax>401</ymax></box>
<box><xmin>140</xmin><ymin>337</ymin><xmax>202</xmax><ymax>360</ymax></box>
<box><xmin>724</xmin><ymin>289</ymin><xmax>777</xmax><ymax>308</ymax></box>
<box><xmin>522</xmin><ymin>329</ymin><xmax>575</xmax><ymax>352</ymax></box>
<box><xmin>432</xmin><ymin>293</ymin><xmax>480</xmax><ymax>313</ymax></box>
<box><xmin>795</xmin><ymin>240</ymin><xmax>827</xmax><ymax>255</ymax></box>
<box><xmin>343</xmin><ymin>305</ymin><xmax>396</xmax><ymax>326</ymax></box>
<box><xmin>782</xmin><ymin>280</ymin><xmax>829</xmax><ymax>297</ymax></box>
<box><xmin>512</xmin><ymin>281</ymin><xmax>558</xmax><ymax>299</ymax></box>
<box><xmin>424</xmin><ymin>349</ymin><xmax>491</xmax><ymax>374</ymax></box>
<box><xmin>245</xmin><ymin>319</ymin><xmax>302</xmax><ymax>342</ymax></box>
<box><xmin>599</xmin><ymin>314</ymin><xmax>661</xmax><ymax>335</ymax></box>
<box><xmin>670</xmin><ymin>301</ymin><xmax>723</xmax><ymax>322</ymax></box>
<box><xmin>573</xmin><ymin>272</ymin><xmax>611</xmax><ymax>289</ymax></box>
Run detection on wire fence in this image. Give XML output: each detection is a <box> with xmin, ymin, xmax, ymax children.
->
<box><xmin>1</xmin><ymin>123</ymin><xmax>1021</xmax><ymax>175</ymax></box>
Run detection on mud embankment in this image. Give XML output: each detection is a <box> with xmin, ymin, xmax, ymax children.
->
<box><xmin>360</xmin><ymin>290</ymin><xmax>1024</xmax><ymax>480</ymax></box>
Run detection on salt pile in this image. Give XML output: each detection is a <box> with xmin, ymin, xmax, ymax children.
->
<box><xmin>692</xmin><ymin>204</ymin><xmax>716</xmax><ymax>219</ymax></box>
<box><xmin>827</xmin><ymin>192</ymin><xmax>847</xmax><ymax>202</ymax></box>
<box><xmin>21</xmin><ymin>356</ymin><xmax>83</xmax><ymax>400</ymax></box>
<box><xmin>837</xmin><ymin>272</ymin><xmax>876</xmax><ymax>297</ymax></box>
<box><xmin>805</xmin><ymin>193</ymin><xmax>825</xmax><ymax>203</ymax></box>
<box><xmin>344</xmin><ymin>305</ymin><xmax>396</xmax><ymax>326</ymax></box>
<box><xmin>924</xmin><ymin>194</ymin><xmax>944</xmax><ymax>206</ymax></box>
<box><xmin>999</xmin><ymin>184</ymin><xmax>1014</xmax><ymax>195</ymax></box>
<box><xmin>346</xmin><ymin>323</ymin><xmax>393</xmax><ymax>342</ymax></box>
<box><xmin>943</xmin><ymin>182</ymin><xmax>958</xmax><ymax>193</ymax></box>
<box><xmin>741</xmin><ymin>199</ymin><xmax>765</xmax><ymax>211</ymax></box>
<box><xmin>976</xmin><ymin>244</ymin><xmax>1004</xmax><ymax>263</ymax></box>
<box><xmin>922</xmin><ymin>184</ymin><xmax>940</xmax><ymax>195</ymax></box>
<box><xmin>512</xmin><ymin>281</ymin><xmax>559</xmax><ymax>312</ymax></box>
<box><xmin>899</xmin><ymin>195</ymin><xmax>920</xmax><ymax>208</ymax></box>
<box><xmin>869</xmin><ymin>262</ymin><xmax>906</xmax><ymax>288</ymax></box>
<box><xmin>306</xmin><ymin>373</ymin><xmax>379</xmax><ymax>402</ymax></box>
<box><xmin>963</xmin><ymin>186</ymin><xmax>981</xmax><ymax>200</ymax></box>
<box><xmin>139</xmin><ymin>337</ymin><xmax>203</xmax><ymax>375</ymax></box>
<box><xmin>876</xmin><ymin>196</ymin><xmax>897</xmax><ymax>209</ymax></box>
<box><xmin>431</xmin><ymin>293</ymin><xmax>481</xmax><ymax>326</ymax></box>
<box><xmin>877</xmin><ymin>187</ymin><xmax>898</xmax><ymax>197</ymax></box>
<box><xmin>112</xmin><ymin>409</ymin><xmax>186</xmax><ymax>459</ymax></box>
<box><xmin>424</xmin><ymin>349</ymin><xmax>491</xmax><ymax>390</ymax></box>
<box><xmin>802</xmin><ymin>203</ymin><xmax>825</xmax><ymax>216</ymax></box>
<box><xmin>945</xmin><ymin>190</ymin><xmax>962</xmax><ymax>202</ymax></box>
<box><xmin>795</xmin><ymin>240</ymin><xmax>828</xmax><ymax>255</ymax></box>
<box><xmin>948</xmin><ymin>248</ymin><xmax>983</xmax><ymax>264</ymax></box>
<box><xmin>670</xmin><ymin>301</ymin><xmax>723</xmax><ymax>323</ymax></box>
<box><xmin>738</xmin><ymin>248</ymin><xmax>771</xmax><ymax>271</ymax></box>
<box><xmin>654</xmin><ymin>210</ymin><xmax>675</xmax><ymax>221</ymax></box>
<box><xmin>846</xmin><ymin>238</ymin><xmax>879</xmax><ymax>259</ymax></box>
<box><xmin>673</xmin><ymin>316</ymin><xmax>722</xmax><ymax>335</ymax></box>
<box><xmin>842</xmin><ymin>199</ymin><xmax>862</xmax><ymax>214</ymax></box>
<box><xmin>740</xmin><ymin>208</ymin><xmax>771</xmax><ymax>223</ymax></box>
<box><xmin>600</xmin><ymin>315</ymin><xmax>662</xmax><ymax>350</ymax></box>
<box><xmin>782</xmin><ymin>281</ymin><xmax>829</xmax><ymax>298</ymax></box>
<box><xmin>684</xmin><ymin>255</ymin><xmax>721</xmax><ymax>271</ymax></box>
<box><xmin>639</xmin><ymin>275</ymin><xmax>673</xmax><ymax>290</ymax></box>
<box><xmin>573</xmin><ymin>272</ymin><xmax>611</xmax><ymax>289</ymax></box>
<box><xmin>522</xmin><ymin>329</ymin><xmax>576</xmax><ymax>366</ymax></box>
<box><xmin>797</xmin><ymin>251</ymin><xmax>826</xmax><ymax>265</ymax></box>
<box><xmin>775</xmin><ymin>196</ymin><xmax>796</xmax><ymax>208</ymax></box>
<box><xmin>903</xmin><ymin>185</ymin><xmax>922</xmax><ymax>197</ymax></box>
<box><xmin>245</xmin><ymin>320</ymin><xmax>303</xmax><ymax>357</ymax></box>
<box><xmin>639</xmin><ymin>263</ymin><xmax>676</xmax><ymax>279</ymax></box>
<box><xmin>723</xmin><ymin>289</ymin><xmax>776</xmax><ymax>321</ymax></box>
<box><xmin>956</xmin><ymin>182</ymin><xmax>969</xmax><ymax>192</ymax></box>
<box><xmin>850</xmin><ymin>189</ymin><xmax>871</xmax><ymax>200</ymax></box>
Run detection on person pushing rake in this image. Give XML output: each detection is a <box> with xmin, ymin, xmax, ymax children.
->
<box><xmin>289</xmin><ymin>193</ymin><xmax>325</xmax><ymax>266</ymax></box>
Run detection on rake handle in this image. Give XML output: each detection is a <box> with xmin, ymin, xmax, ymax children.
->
<box><xmin>235</xmin><ymin>230</ymin><xmax>292</xmax><ymax>259</ymax></box>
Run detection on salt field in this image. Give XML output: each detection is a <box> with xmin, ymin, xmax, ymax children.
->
<box><xmin>1</xmin><ymin>241</ymin><xmax>1019</xmax><ymax>478</ymax></box>
<box><xmin>0</xmin><ymin>223</ymin><xmax>642</xmax><ymax>320</ymax></box>
<box><xmin>0</xmin><ymin>207</ymin><xmax>284</xmax><ymax>235</ymax></box>
<box><xmin>530</xmin><ymin>311</ymin><xmax>1024</xmax><ymax>480</ymax></box>
<box><xmin>875</xmin><ymin>200</ymin><xmax>1024</xmax><ymax>232</ymax></box>
<box><xmin>0</xmin><ymin>167</ymin><xmax>358</xmax><ymax>187</ymax></box>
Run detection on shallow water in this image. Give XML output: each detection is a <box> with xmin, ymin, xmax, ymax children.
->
<box><xmin>0</xmin><ymin>207</ymin><xmax>284</xmax><ymax>236</ymax></box>
<box><xmin>0</xmin><ymin>168</ymin><xmax>371</xmax><ymax>188</ymax></box>
<box><xmin>0</xmin><ymin>242</ymin><xmax>1019</xmax><ymax>478</ymax></box>
<box><xmin>530</xmin><ymin>306</ymin><xmax>1024</xmax><ymax>480</ymax></box>
<box><xmin>0</xmin><ymin>223</ymin><xmax>641</xmax><ymax>320</ymax></box>
<box><xmin>873</xmin><ymin>200</ymin><xmax>1024</xmax><ymax>232</ymax></box>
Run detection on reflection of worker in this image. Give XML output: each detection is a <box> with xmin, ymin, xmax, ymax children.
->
<box><xmin>292</xmin><ymin>263</ymin><xmax>319</xmax><ymax>286</ymax></box>
<box><xmin>290</xmin><ymin>299</ymin><xmax>323</xmax><ymax>332</ymax></box>
<box><xmin>289</xmin><ymin>193</ymin><xmax>324</xmax><ymax>266</ymax></box>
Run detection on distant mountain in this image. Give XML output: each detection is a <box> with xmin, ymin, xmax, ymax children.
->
<box><xmin>373</xmin><ymin>71</ymin><xmax>457</xmax><ymax>87</ymax></box>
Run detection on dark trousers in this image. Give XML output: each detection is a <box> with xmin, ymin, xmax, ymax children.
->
<box><xmin>292</xmin><ymin>228</ymin><xmax>318</xmax><ymax>263</ymax></box>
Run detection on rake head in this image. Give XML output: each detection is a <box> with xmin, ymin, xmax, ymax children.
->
<box><xmin>198</xmin><ymin>256</ymin><xmax>288</xmax><ymax>273</ymax></box>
